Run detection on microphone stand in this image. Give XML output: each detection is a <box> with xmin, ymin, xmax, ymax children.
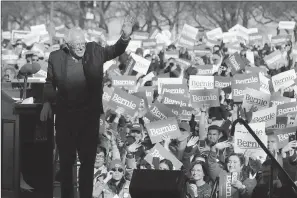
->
<box><xmin>22</xmin><ymin>74</ymin><xmax>28</xmax><ymax>101</ymax></box>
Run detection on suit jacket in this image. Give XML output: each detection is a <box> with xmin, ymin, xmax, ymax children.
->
<box><xmin>43</xmin><ymin>38</ymin><xmax>130</xmax><ymax>117</ymax></box>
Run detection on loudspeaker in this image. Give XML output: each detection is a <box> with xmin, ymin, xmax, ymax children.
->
<box><xmin>129</xmin><ymin>169</ymin><xmax>187</xmax><ymax>198</ymax></box>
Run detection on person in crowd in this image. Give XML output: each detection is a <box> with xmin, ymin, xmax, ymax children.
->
<box><xmin>39</xmin><ymin>16</ymin><xmax>136</xmax><ymax>198</ymax></box>
<box><xmin>93</xmin><ymin>159</ymin><xmax>131</xmax><ymax>198</ymax></box>
<box><xmin>208</xmin><ymin>141</ymin><xmax>257</xmax><ymax>198</ymax></box>
<box><xmin>159</xmin><ymin>159</ymin><xmax>174</xmax><ymax>170</ymax></box>
<box><xmin>93</xmin><ymin>146</ymin><xmax>108</xmax><ymax>185</ymax></box>
<box><xmin>186</xmin><ymin>161</ymin><xmax>211</xmax><ymax>198</ymax></box>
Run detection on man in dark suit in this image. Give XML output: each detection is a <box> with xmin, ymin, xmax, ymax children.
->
<box><xmin>40</xmin><ymin>16</ymin><xmax>136</xmax><ymax>198</ymax></box>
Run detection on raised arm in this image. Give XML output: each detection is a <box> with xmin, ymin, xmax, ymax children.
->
<box><xmin>102</xmin><ymin>14</ymin><xmax>136</xmax><ymax>63</ymax></box>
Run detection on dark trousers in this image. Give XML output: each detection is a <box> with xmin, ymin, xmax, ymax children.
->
<box><xmin>55</xmin><ymin>110</ymin><xmax>99</xmax><ymax>198</ymax></box>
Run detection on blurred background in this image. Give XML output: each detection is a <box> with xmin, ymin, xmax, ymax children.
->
<box><xmin>2</xmin><ymin>1</ymin><xmax>297</xmax><ymax>40</ymax></box>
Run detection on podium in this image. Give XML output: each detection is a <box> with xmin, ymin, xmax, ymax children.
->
<box><xmin>1</xmin><ymin>102</ymin><xmax>54</xmax><ymax>198</ymax></box>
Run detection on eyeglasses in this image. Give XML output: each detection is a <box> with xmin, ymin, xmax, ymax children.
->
<box><xmin>16</xmin><ymin>43</ymin><xmax>22</xmax><ymax>46</ymax></box>
<box><xmin>68</xmin><ymin>42</ymin><xmax>86</xmax><ymax>49</ymax></box>
<box><xmin>111</xmin><ymin>168</ymin><xmax>124</xmax><ymax>173</ymax></box>
<box><xmin>32</xmin><ymin>59</ymin><xmax>39</xmax><ymax>62</ymax></box>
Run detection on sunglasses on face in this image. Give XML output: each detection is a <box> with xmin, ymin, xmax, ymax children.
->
<box><xmin>131</xmin><ymin>130</ymin><xmax>141</xmax><ymax>134</ymax></box>
<box><xmin>16</xmin><ymin>43</ymin><xmax>22</xmax><ymax>46</ymax></box>
<box><xmin>111</xmin><ymin>167</ymin><xmax>124</xmax><ymax>173</ymax></box>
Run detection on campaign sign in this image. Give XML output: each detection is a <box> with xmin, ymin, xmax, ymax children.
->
<box><xmin>132</xmin><ymin>31</ymin><xmax>149</xmax><ymax>40</ymax></box>
<box><xmin>270</xmin><ymin>93</ymin><xmax>296</xmax><ymax>106</ymax></box>
<box><xmin>108</xmin><ymin>88</ymin><xmax>141</xmax><ymax>117</ymax></box>
<box><xmin>189</xmin><ymin>75</ymin><xmax>214</xmax><ymax>90</ymax></box>
<box><xmin>206</xmin><ymin>27</ymin><xmax>223</xmax><ymax>40</ymax></box>
<box><xmin>161</xmin><ymin>83</ymin><xmax>188</xmax><ymax>96</ymax></box>
<box><xmin>138</xmin><ymin>86</ymin><xmax>155</xmax><ymax>105</ymax></box>
<box><xmin>145</xmin><ymin>118</ymin><xmax>181</xmax><ymax>144</ymax></box>
<box><xmin>224</xmin><ymin>52</ymin><xmax>246</xmax><ymax>74</ymax></box>
<box><xmin>178</xmin><ymin>34</ymin><xmax>195</xmax><ymax>49</ymax></box>
<box><xmin>158</xmin><ymin>77</ymin><xmax>183</xmax><ymax>94</ymax></box>
<box><xmin>276</xmin><ymin>101</ymin><xmax>297</xmax><ymax>117</ymax></box>
<box><xmin>231</xmin><ymin>73</ymin><xmax>260</xmax><ymax>102</ymax></box>
<box><xmin>273</xmin><ymin>127</ymin><xmax>297</xmax><ymax>148</ymax></box>
<box><xmin>144</xmin><ymin>143</ymin><xmax>183</xmax><ymax>170</ymax></box>
<box><xmin>278</xmin><ymin>21</ymin><xmax>296</xmax><ymax>30</ymax></box>
<box><xmin>271</xmin><ymin>35</ymin><xmax>290</xmax><ymax>45</ymax></box>
<box><xmin>162</xmin><ymin>92</ymin><xmax>190</xmax><ymax>108</ymax></box>
<box><xmin>264</xmin><ymin>50</ymin><xmax>286</xmax><ymax>70</ymax></box>
<box><xmin>219</xmin><ymin>173</ymin><xmax>232</xmax><ymax>198</ymax></box>
<box><xmin>102</xmin><ymin>86</ymin><xmax>114</xmax><ymax>112</ymax></box>
<box><xmin>142</xmin><ymin>39</ymin><xmax>157</xmax><ymax>49</ymax></box>
<box><xmin>181</xmin><ymin>24</ymin><xmax>199</xmax><ymax>40</ymax></box>
<box><xmin>190</xmin><ymin>89</ymin><xmax>220</xmax><ymax>108</ymax></box>
<box><xmin>242</xmin><ymin>88</ymin><xmax>271</xmax><ymax>112</ymax></box>
<box><xmin>112</xmin><ymin>76</ymin><xmax>137</xmax><ymax>88</ymax></box>
<box><xmin>196</xmin><ymin>65</ymin><xmax>214</xmax><ymax>76</ymax></box>
<box><xmin>175</xmin><ymin>58</ymin><xmax>191</xmax><ymax>69</ymax></box>
<box><xmin>145</xmin><ymin>101</ymin><xmax>176</xmax><ymax>121</ymax></box>
<box><xmin>164</xmin><ymin>51</ymin><xmax>179</xmax><ymax>61</ymax></box>
<box><xmin>234</xmin><ymin>122</ymin><xmax>267</xmax><ymax>161</ymax></box>
<box><xmin>214</xmin><ymin>76</ymin><xmax>232</xmax><ymax>89</ymax></box>
<box><xmin>131</xmin><ymin>53</ymin><xmax>151</xmax><ymax>75</ymax></box>
<box><xmin>249</xmin><ymin>33</ymin><xmax>263</xmax><ymax>45</ymax></box>
<box><xmin>266</xmin><ymin>117</ymin><xmax>288</xmax><ymax>134</ymax></box>
<box><xmin>192</xmin><ymin>46</ymin><xmax>212</xmax><ymax>56</ymax></box>
<box><xmin>271</xmin><ymin>69</ymin><xmax>296</xmax><ymax>92</ymax></box>
<box><xmin>251</xmin><ymin>106</ymin><xmax>277</xmax><ymax>128</ymax></box>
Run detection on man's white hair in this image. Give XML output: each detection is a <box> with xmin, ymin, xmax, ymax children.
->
<box><xmin>64</xmin><ymin>27</ymin><xmax>85</xmax><ymax>43</ymax></box>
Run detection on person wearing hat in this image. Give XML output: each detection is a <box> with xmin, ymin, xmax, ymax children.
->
<box><xmin>40</xmin><ymin>15</ymin><xmax>136</xmax><ymax>198</ymax></box>
<box><xmin>93</xmin><ymin>159</ymin><xmax>131</xmax><ymax>198</ymax></box>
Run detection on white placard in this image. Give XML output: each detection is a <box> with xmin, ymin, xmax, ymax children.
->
<box><xmin>234</xmin><ymin>122</ymin><xmax>267</xmax><ymax>161</ymax></box>
<box><xmin>30</xmin><ymin>24</ymin><xmax>47</xmax><ymax>34</ymax></box>
<box><xmin>271</xmin><ymin>69</ymin><xmax>296</xmax><ymax>92</ymax></box>
<box><xmin>189</xmin><ymin>75</ymin><xmax>214</xmax><ymax>90</ymax></box>
<box><xmin>131</xmin><ymin>53</ymin><xmax>151</xmax><ymax>75</ymax></box>
<box><xmin>158</xmin><ymin>78</ymin><xmax>183</xmax><ymax>94</ymax></box>
<box><xmin>278</xmin><ymin>21</ymin><xmax>296</xmax><ymax>30</ymax></box>
<box><xmin>206</xmin><ymin>27</ymin><xmax>223</xmax><ymax>40</ymax></box>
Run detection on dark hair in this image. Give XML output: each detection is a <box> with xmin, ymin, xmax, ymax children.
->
<box><xmin>188</xmin><ymin>161</ymin><xmax>209</xmax><ymax>182</ymax></box>
<box><xmin>208</xmin><ymin>125</ymin><xmax>221</xmax><ymax>133</ymax></box>
<box><xmin>226</xmin><ymin>153</ymin><xmax>245</xmax><ymax>166</ymax></box>
<box><xmin>137</xmin><ymin>159</ymin><xmax>152</xmax><ymax>169</ymax></box>
<box><xmin>96</xmin><ymin>146</ymin><xmax>107</xmax><ymax>157</ymax></box>
<box><xmin>160</xmin><ymin>159</ymin><xmax>174</xmax><ymax>170</ymax></box>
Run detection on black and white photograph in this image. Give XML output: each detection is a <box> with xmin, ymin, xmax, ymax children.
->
<box><xmin>1</xmin><ymin>1</ymin><xmax>297</xmax><ymax>198</ymax></box>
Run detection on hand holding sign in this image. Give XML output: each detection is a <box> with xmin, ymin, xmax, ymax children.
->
<box><xmin>231</xmin><ymin>180</ymin><xmax>244</xmax><ymax>190</ymax></box>
<box><xmin>115</xmin><ymin>107</ymin><xmax>125</xmax><ymax>117</ymax></box>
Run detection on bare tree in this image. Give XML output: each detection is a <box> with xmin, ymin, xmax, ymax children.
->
<box><xmin>190</xmin><ymin>2</ymin><xmax>260</xmax><ymax>31</ymax></box>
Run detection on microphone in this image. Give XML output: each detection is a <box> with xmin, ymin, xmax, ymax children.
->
<box><xmin>18</xmin><ymin>63</ymin><xmax>41</xmax><ymax>76</ymax></box>
<box><xmin>17</xmin><ymin>63</ymin><xmax>41</xmax><ymax>100</ymax></box>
